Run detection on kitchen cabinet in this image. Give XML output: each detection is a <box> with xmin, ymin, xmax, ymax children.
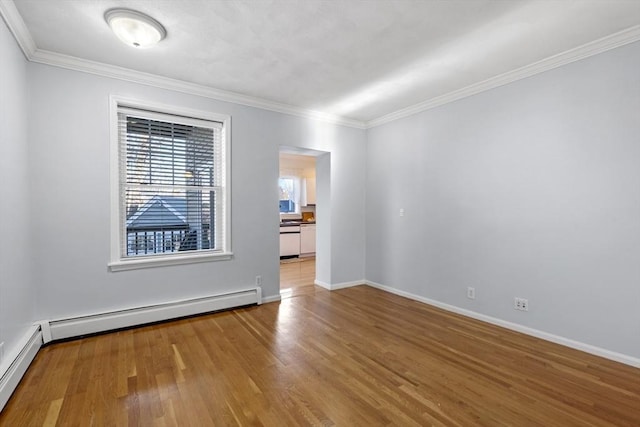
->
<box><xmin>300</xmin><ymin>224</ymin><xmax>316</xmax><ymax>255</ymax></box>
<box><xmin>302</xmin><ymin>177</ymin><xmax>316</xmax><ymax>206</ymax></box>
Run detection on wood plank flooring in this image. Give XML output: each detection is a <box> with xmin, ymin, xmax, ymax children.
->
<box><xmin>279</xmin><ymin>257</ymin><xmax>316</xmax><ymax>297</ymax></box>
<box><xmin>2</xmin><ymin>261</ymin><xmax>639</xmax><ymax>425</ymax></box>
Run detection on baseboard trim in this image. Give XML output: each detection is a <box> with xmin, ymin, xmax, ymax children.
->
<box><xmin>40</xmin><ymin>288</ymin><xmax>261</xmax><ymax>343</ymax></box>
<box><xmin>0</xmin><ymin>326</ymin><xmax>43</xmax><ymax>412</ymax></box>
<box><xmin>262</xmin><ymin>294</ymin><xmax>282</xmax><ymax>304</ymax></box>
<box><xmin>365</xmin><ymin>280</ymin><xmax>640</xmax><ymax>368</ymax></box>
<box><xmin>314</xmin><ymin>279</ymin><xmax>364</xmax><ymax>291</ymax></box>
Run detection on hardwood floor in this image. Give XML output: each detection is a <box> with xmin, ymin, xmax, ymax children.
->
<box><xmin>2</xmin><ymin>265</ymin><xmax>639</xmax><ymax>425</ymax></box>
<box><xmin>279</xmin><ymin>256</ymin><xmax>316</xmax><ymax>297</ymax></box>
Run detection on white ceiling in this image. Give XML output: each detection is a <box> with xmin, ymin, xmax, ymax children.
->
<box><xmin>7</xmin><ymin>0</ymin><xmax>640</xmax><ymax>126</ymax></box>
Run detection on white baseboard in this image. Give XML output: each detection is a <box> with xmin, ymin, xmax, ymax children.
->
<box><xmin>314</xmin><ymin>279</ymin><xmax>364</xmax><ymax>291</ymax></box>
<box><xmin>0</xmin><ymin>326</ymin><xmax>43</xmax><ymax>412</ymax></box>
<box><xmin>313</xmin><ymin>279</ymin><xmax>331</xmax><ymax>289</ymax></box>
<box><xmin>40</xmin><ymin>287</ymin><xmax>261</xmax><ymax>343</ymax></box>
<box><xmin>262</xmin><ymin>294</ymin><xmax>282</xmax><ymax>304</ymax></box>
<box><xmin>365</xmin><ymin>280</ymin><xmax>640</xmax><ymax>368</ymax></box>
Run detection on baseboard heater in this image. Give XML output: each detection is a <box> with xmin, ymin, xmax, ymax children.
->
<box><xmin>0</xmin><ymin>325</ymin><xmax>42</xmax><ymax>412</ymax></box>
<box><xmin>39</xmin><ymin>287</ymin><xmax>262</xmax><ymax>344</ymax></box>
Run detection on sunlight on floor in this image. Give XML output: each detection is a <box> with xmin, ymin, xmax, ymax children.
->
<box><xmin>279</xmin><ymin>257</ymin><xmax>316</xmax><ymax>295</ymax></box>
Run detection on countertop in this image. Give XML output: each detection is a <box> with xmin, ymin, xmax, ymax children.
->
<box><xmin>280</xmin><ymin>220</ymin><xmax>316</xmax><ymax>227</ymax></box>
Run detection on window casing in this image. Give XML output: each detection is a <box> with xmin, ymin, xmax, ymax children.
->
<box><xmin>109</xmin><ymin>98</ymin><xmax>231</xmax><ymax>271</ymax></box>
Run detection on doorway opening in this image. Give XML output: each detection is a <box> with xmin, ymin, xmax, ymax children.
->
<box><xmin>278</xmin><ymin>146</ymin><xmax>328</xmax><ymax>296</ymax></box>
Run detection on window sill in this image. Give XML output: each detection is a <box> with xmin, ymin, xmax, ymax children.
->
<box><xmin>109</xmin><ymin>251</ymin><xmax>233</xmax><ymax>272</ymax></box>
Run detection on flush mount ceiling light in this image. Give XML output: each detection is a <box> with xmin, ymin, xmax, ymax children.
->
<box><xmin>105</xmin><ymin>8</ymin><xmax>166</xmax><ymax>48</ymax></box>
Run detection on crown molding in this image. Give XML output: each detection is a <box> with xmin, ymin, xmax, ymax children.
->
<box><xmin>365</xmin><ymin>25</ymin><xmax>640</xmax><ymax>129</ymax></box>
<box><xmin>29</xmin><ymin>49</ymin><xmax>366</xmax><ymax>129</ymax></box>
<box><xmin>0</xmin><ymin>0</ymin><xmax>36</xmax><ymax>58</ymax></box>
<box><xmin>0</xmin><ymin>1</ymin><xmax>364</xmax><ymax>129</ymax></box>
<box><xmin>3</xmin><ymin>0</ymin><xmax>639</xmax><ymax>131</ymax></box>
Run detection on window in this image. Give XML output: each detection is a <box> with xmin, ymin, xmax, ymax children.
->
<box><xmin>110</xmin><ymin>98</ymin><xmax>231</xmax><ymax>271</ymax></box>
<box><xmin>278</xmin><ymin>177</ymin><xmax>297</xmax><ymax>213</ymax></box>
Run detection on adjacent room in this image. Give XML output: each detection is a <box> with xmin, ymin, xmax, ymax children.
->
<box><xmin>1</xmin><ymin>0</ymin><xmax>639</xmax><ymax>424</ymax></box>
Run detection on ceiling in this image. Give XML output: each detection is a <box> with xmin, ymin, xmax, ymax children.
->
<box><xmin>6</xmin><ymin>0</ymin><xmax>640</xmax><ymax>126</ymax></box>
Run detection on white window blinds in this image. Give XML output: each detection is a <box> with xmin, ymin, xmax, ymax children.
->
<box><xmin>116</xmin><ymin>106</ymin><xmax>227</xmax><ymax>259</ymax></box>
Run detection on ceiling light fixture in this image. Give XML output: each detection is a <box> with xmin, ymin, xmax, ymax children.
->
<box><xmin>105</xmin><ymin>9</ymin><xmax>166</xmax><ymax>48</ymax></box>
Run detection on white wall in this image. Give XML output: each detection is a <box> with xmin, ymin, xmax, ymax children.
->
<box><xmin>27</xmin><ymin>63</ymin><xmax>366</xmax><ymax>321</ymax></box>
<box><xmin>366</xmin><ymin>41</ymin><xmax>640</xmax><ymax>358</ymax></box>
<box><xmin>0</xmin><ymin>19</ymin><xmax>35</xmax><ymax>359</ymax></box>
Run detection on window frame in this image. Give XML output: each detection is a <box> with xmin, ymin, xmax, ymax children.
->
<box><xmin>109</xmin><ymin>96</ymin><xmax>232</xmax><ymax>271</ymax></box>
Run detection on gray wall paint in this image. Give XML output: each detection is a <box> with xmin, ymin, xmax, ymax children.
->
<box><xmin>366</xmin><ymin>41</ymin><xmax>640</xmax><ymax>358</ymax></box>
<box><xmin>27</xmin><ymin>63</ymin><xmax>366</xmax><ymax>320</ymax></box>
<box><xmin>315</xmin><ymin>152</ymin><xmax>332</xmax><ymax>285</ymax></box>
<box><xmin>0</xmin><ymin>20</ymin><xmax>35</xmax><ymax>356</ymax></box>
<box><xmin>2</xmin><ymin>15</ymin><xmax>637</xmax><ymax>363</ymax></box>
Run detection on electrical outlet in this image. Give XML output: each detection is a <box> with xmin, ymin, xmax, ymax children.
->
<box><xmin>514</xmin><ymin>297</ymin><xmax>529</xmax><ymax>311</ymax></box>
<box><xmin>255</xmin><ymin>275</ymin><xmax>262</xmax><ymax>286</ymax></box>
<box><xmin>467</xmin><ymin>287</ymin><xmax>475</xmax><ymax>299</ymax></box>
<box><xmin>399</xmin><ymin>208</ymin><xmax>405</xmax><ymax>217</ymax></box>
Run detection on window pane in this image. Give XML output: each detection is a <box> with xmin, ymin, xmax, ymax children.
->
<box><xmin>125</xmin><ymin>117</ymin><xmax>215</xmax><ymax>187</ymax></box>
<box><xmin>125</xmin><ymin>188</ymin><xmax>212</xmax><ymax>256</ymax></box>
<box><xmin>278</xmin><ymin>178</ymin><xmax>294</xmax><ymax>200</ymax></box>
<box><xmin>279</xmin><ymin>177</ymin><xmax>297</xmax><ymax>212</ymax></box>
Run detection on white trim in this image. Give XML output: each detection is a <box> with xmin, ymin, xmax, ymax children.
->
<box><xmin>365</xmin><ymin>280</ymin><xmax>640</xmax><ymax>368</ymax></box>
<box><xmin>314</xmin><ymin>279</ymin><xmax>331</xmax><ymax>290</ymax></box>
<box><xmin>109</xmin><ymin>251</ymin><xmax>233</xmax><ymax>272</ymax></box>
<box><xmin>262</xmin><ymin>294</ymin><xmax>282</xmax><ymax>304</ymax></box>
<box><xmin>109</xmin><ymin>96</ymin><xmax>232</xmax><ymax>271</ymax></box>
<box><xmin>314</xmin><ymin>279</ymin><xmax>363</xmax><ymax>291</ymax></box>
<box><xmin>0</xmin><ymin>0</ymin><xmax>36</xmax><ymax>58</ymax></box>
<box><xmin>109</xmin><ymin>95</ymin><xmax>121</xmax><ymax>265</ymax></box>
<box><xmin>28</xmin><ymin>49</ymin><xmax>366</xmax><ymax>129</ymax></box>
<box><xmin>0</xmin><ymin>326</ymin><xmax>42</xmax><ymax>412</ymax></box>
<box><xmin>41</xmin><ymin>288</ymin><xmax>260</xmax><ymax>343</ymax></box>
<box><xmin>37</xmin><ymin>320</ymin><xmax>52</xmax><ymax>343</ymax></box>
<box><xmin>365</xmin><ymin>25</ymin><xmax>640</xmax><ymax>128</ymax></box>
<box><xmin>256</xmin><ymin>286</ymin><xmax>263</xmax><ymax>305</ymax></box>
